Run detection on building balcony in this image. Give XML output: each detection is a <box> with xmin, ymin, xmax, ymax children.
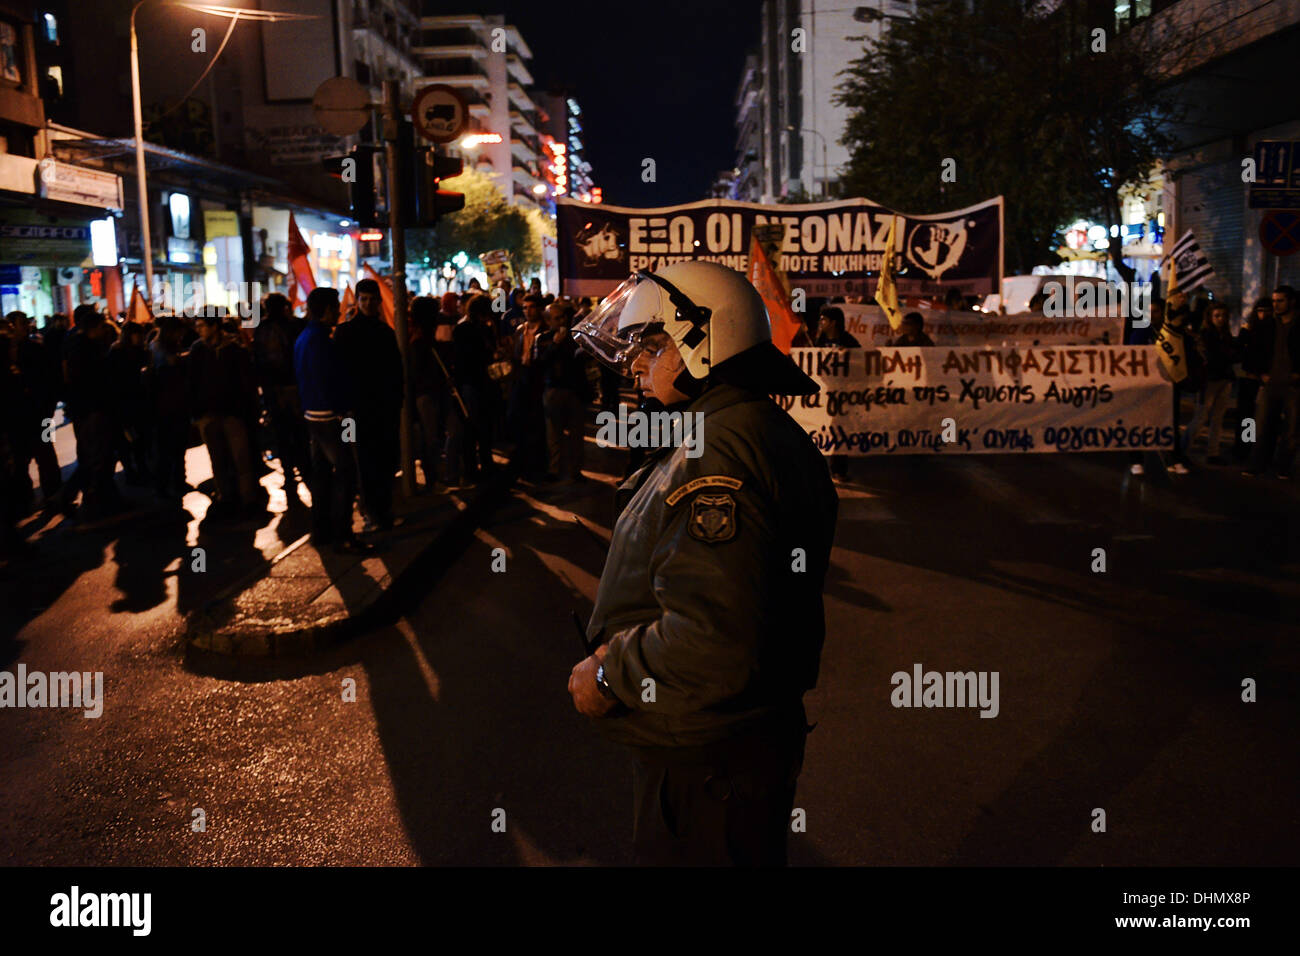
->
<box><xmin>511</xmin><ymin>138</ymin><xmax>540</xmax><ymax>164</ymax></box>
<box><xmin>512</xmin><ymin>164</ymin><xmax>544</xmax><ymax>190</ymax></box>
<box><xmin>507</xmin><ymin>83</ymin><xmax>536</xmax><ymax>112</ymax></box>
<box><xmin>509</xmin><ymin>110</ymin><xmax>537</xmax><ymax>138</ymax></box>
<box><xmin>506</xmin><ymin>54</ymin><xmax>534</xmax><ymax>86</ymax></box>
<box><xmin>420</xmin><ymin>14</ymin><xmax>490</xmax><ymax>29</ymax></box>
<box><xmin>413</xmin><ymin>43</ymin><xmax>487</xmax><ymax>59</ymax></box>
<box><xmin>414</xmin><ymin>74</ymin><xmax>489</xmax><ymax>91</ymax></box>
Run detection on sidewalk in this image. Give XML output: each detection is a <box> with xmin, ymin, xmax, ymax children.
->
<box><xmin>184</xmin><ymin>458</ymin><xmax>518</xmax><ymax>660</ymax></box>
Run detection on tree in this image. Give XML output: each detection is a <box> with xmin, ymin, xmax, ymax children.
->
<box><xmin>835</xmin><ymin>0</ymin><xmax>1190</xmax><ymax>278</ymax></box>
<box><xmin>517</xmin><ymin>204</ymin><xmax>556</xmax><ymax>277</ymax></box>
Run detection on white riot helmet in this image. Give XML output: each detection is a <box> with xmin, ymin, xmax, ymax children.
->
<box><xmin>573</xmin><ymin>260</ymin><xmax>817</xmax><ymax>395</ymax></box>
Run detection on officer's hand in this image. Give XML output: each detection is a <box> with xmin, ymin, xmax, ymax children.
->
<box><xmin>568</xmin><ymin>646</ymin><xmax>616</xmax><ymax>718</ymax></box>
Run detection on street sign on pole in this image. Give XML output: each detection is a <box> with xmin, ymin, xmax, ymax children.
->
<box><xmin>312</xmin><ymin>77</ymin><xmax>371</xmax><ymax>136</ymax></box>
<box><xmin>1260</xmin><ymin>210</ymin><xmax>1300</xmax><ymax>258</ymax></box>
<box><xmin>1249</xmin><ymin>140</ymin><xmax>1300</xmax><ymax>210</ymax></box>
<box><xmin>411</xmin><ymin>84</ymin><xmax>468</xmax><ymax>145</ymax></box>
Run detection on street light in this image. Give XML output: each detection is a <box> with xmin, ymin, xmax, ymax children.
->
<box><xmin>130</xmin><ymin>1</ymin><xmax>316</xmax><ymax>297</ymax></box>
<box><xmin>459</xmin><ymin>132</ymin><xmax>503</xmax><ymax>148</ymax></box>
<box><xmin>787</xmin><ymin>125</ymin><xmax>830</xmax><ymax>198</ymax></box>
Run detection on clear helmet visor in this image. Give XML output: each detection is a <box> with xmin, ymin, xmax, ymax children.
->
<box><xmin>572</xmin><ymin>274</ymin><xmax>660</xmax><ymax>375</ymax></box>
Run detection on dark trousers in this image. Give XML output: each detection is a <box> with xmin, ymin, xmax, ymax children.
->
<box><xmin>266</xmin><ymin>385</ymin><xmax>311</xmax><ymax>486</ymax></box>
<box><xmin>1235</xmin><ymin>379</ymin><xmax>1260</xmax><ymax>459</ymax></box>
<box><xmin>153</xmin><ymin>416</ymin><xmax>189</xmax><ymax>497</ymax></box>
<box><xmin>16</xmin><ymin>410</ymin><xmax>63</xmax><ymax>503</ymax></box>
<box><xmin>508</xmin><ymin>370</ymin><xmax>547</xmax><ymax>477</ymax></box>
<box><xmin>1249</xmin><ymin>384</ymin><xmax>1300</xmax><ymax>476</ymax></box>
<box><xmin>629</xmin><ymin>713</ymin><xmax>809</xmax><ymax>866</ymax></box>
<box><xmin>443</xmin><ymin>395</ymin><xmax>469</xmax><ymax>485</ymax></box>
<box><xmin>461</xmin><ymin>383</ymin><xmax>495</xmax><ymax>477</ymax></box>
<box><xmin>414</xmin><ymin>391</ymin><xmax>444</xmax><ymax>486</ymax></box>
<box><xmin>65</xmin><ymin>410</ymin><xmax>121</xmax><ymax>517</ymax></box>
<box><xmin>353</xmin><ymin>409</ymin><xmax>398</xmax><ymax>524</ymax></box>
<box><xmin>1</xmin><ymin>432</ymin><xmax>21</xmax><ymax>550</ymax></box>
<box><xmin>543</xmin><ymin>386</ymin><xmax>585</xmax><ymax>480</ymax></box>
<box><xmin>197</xmin><ymin>414</ymin><xmax>258</xmax><ymax>507</ymax></box>
<box><xmin>307</xmin><ymin>419</ymin><xmax>358</xmax><ymax>544</ymax></box>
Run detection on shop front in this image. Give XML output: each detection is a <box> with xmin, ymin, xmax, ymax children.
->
<box><xmin>252</xmin><ymin>204</ymin><xmax>356</xmax><ymax>298</ymax></box>
<box><xmin>0</xmin><ymin>206</ymin><xmax>123</xmax><ymax>320</ymax></box>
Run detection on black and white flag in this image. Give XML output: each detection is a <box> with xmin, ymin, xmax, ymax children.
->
<box><xmin>1162</xmin><ymin>230</ymin><xmax>1215</xmax><ymax>292</ymax></box>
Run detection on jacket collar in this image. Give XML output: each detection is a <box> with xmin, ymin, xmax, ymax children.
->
<box><xmin>687</xmin><ymin>383</ymin><xmax>770</xmax><ymax>417</ymax></box>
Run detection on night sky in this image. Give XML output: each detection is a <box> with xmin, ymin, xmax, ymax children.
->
<box><xmin>494</xmin><ymin>0</ymin><xmax>763</xmax><ymax>208</ymax></box>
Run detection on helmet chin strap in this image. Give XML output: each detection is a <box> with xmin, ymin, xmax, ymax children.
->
<box><xmin>672</xmin><ymin>366</ymin><xmax>707</xmax><ymax>399</ymax></box>
<box><xmin>637</xmin><ymin>269</ymin><xmax>712</xmax><ymax>364</ymax></box>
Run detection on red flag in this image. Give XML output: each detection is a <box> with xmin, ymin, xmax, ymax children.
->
<box><xmin>747</xmin><ymin>233</ymin><xmax>802</xmax><ymax>354</ymax></box>
<box><xmin>363</xmin><ymin>263</ymin><xmax>395</xmax><ymax>328</ymax></box>
<box><xmin>340</xmin><ymin>281</ymin><xmax>355</xmax><ymax>320</ymax></box>
<box><xmin>127</xmin><ymin>284</ymin><xmax>153</xmax><ymax>325</ymax></box>
<box><xmin>288</xmin><ymin>213</ymin><xmax>316</xmax><ymax>297</ymax></box>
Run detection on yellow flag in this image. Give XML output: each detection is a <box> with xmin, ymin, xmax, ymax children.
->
<box><xmin>875</xmin><ymin>215</ymin><xmax>904</xmax><ymax>331</ymax></box>
<box><xmin>1154</xmin><ymin>257</ymin><xmax>1186</xmax><ymax>383</ymax></box>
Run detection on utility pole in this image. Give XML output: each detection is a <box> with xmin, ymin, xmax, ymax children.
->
<box><xmin>130</xmin><ymin>1</ymin><xmax>154</xmax><ymax>298</ymax></box>
<box><xmin>383</xmin><ymin>80</ymin><xmax>415</xmax><ymax>498</ymax></box>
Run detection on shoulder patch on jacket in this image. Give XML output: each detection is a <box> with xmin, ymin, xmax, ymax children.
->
<box><xmin>665</xmin><ymin>474</ymin><xmax>743</xmax><ymax>507</ymax></box>
<box><xmin>688</xmin><ymin>493</ymin><xmax>737</xmax><ymax>542</ymax></box>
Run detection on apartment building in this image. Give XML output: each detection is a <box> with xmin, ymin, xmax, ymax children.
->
<box><xmin>739</xmin><ymin>0</ymin><xmax>909</xmax><ymax>202</ymax></box>
<box><xmin>414</xmin><ymin>12</ymin><xmax>544</xmax><ymax>210</ymax></box>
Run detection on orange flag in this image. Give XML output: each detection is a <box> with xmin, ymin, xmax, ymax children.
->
<box><xmin>363</xmin><ymin>263</ymin><xmax>395</xmax><ymax>328</ymax></box>
<box><xmin>747</xmin><ymin>232</ymin><xmax>802</xmax><ymax>354</ymax></box>
<box><xmin>288</xmin><ymin>213</ymin><xmax>316</xmax><ymax>297</ymax></box>
<box><xmin>340</xmin><ymin>282</ymin><xmax>355</xmax><ymax>320</ymax></box>
<box><xmin>127</xmin><ymin>284</ymin><xmax>153</xmax><ymax>324</ymax></box>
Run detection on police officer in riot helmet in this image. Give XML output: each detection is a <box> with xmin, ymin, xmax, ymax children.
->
<box><xmin>567</xmin><ymin>261</ymin><xmax>838</xmax><ymax>866</ymax></box>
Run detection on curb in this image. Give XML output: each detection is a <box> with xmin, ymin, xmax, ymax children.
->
<box><xmin>183</xmin><ymin>457</ymin><xmax>520</xmax><ymax>661</ymax></box>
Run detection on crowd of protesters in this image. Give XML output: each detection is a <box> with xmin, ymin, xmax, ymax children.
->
<box><xmin>1128</xmin><ymin>285</ymin><xmax>1300</xmax><ymax>478</ymax></box>
<box><xmin>795</xmin><ymin>285</ymin><xmax>1300</xmax><ymax>479</ymax></box>
<box><xmin>4</xmin><ymin>276</ymin><xmax>1296</xmax><ymax>559</ymax></box>
<box><xmin>0</xmin><ymin>276</ymin><xmax>608</xmax><ymax>559</ymax></box>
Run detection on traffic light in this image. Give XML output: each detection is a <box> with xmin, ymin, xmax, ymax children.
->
<box><xmin>356</xmin><ymin>229</ymin><xmax>384</xmax><ymax>258</ymax></box>
<box><xmin>415</xmin><ymin>150</ymin><xmax>466</xmax><ymax>226</ymax></box>
<box><xmin>323</xmin><ymin>147</ymin><xmax>382</xmax><ymax>228</ymax></box>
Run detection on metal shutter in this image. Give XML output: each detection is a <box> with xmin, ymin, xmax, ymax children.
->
<box><xmin>1178</xmin><ymin>159</ymin><xmax>1246</xmax><ymax>303</ymax></box>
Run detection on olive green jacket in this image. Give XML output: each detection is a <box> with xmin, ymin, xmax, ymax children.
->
<box><xmin>588</xmin><ymin>384</ymin><xmax>838</xmax><ymax>749</ymax></box>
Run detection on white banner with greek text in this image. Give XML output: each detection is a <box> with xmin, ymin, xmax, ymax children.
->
<box><xmin>781</xmin><ymin>346</ymin><xmax>1173</xmax><ymax>455</ymax></box>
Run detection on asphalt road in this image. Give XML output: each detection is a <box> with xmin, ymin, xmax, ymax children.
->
<box><xmin>1</xmin><ymin>423</ymin><xmax>1298</xmax><ymax>865</ymax></box>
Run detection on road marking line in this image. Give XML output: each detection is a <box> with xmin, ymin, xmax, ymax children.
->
<box><xmin>395</xmin><ymin>617</ymin><xmax>440</xmax><ymax>702</ymax></box>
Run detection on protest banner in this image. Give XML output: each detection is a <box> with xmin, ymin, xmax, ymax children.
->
<box><xmin>780</xmin><ymin>345</ymin><xmax>1173</xmax><ymax>456</ymax></box>
<box><xmin>481</xmin><ymin>249</ymin><xmax>514</xmax><ymax>287</ymax></box>
<box><xmin>840</xmin><ymin>304</ymin><xmax>1123</xmax><ymax>347</ymax></box>
<box><xmin>557</xmin><ymin>195</ymin><xmax>1003</xmax><ymax>298</ymax></box>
